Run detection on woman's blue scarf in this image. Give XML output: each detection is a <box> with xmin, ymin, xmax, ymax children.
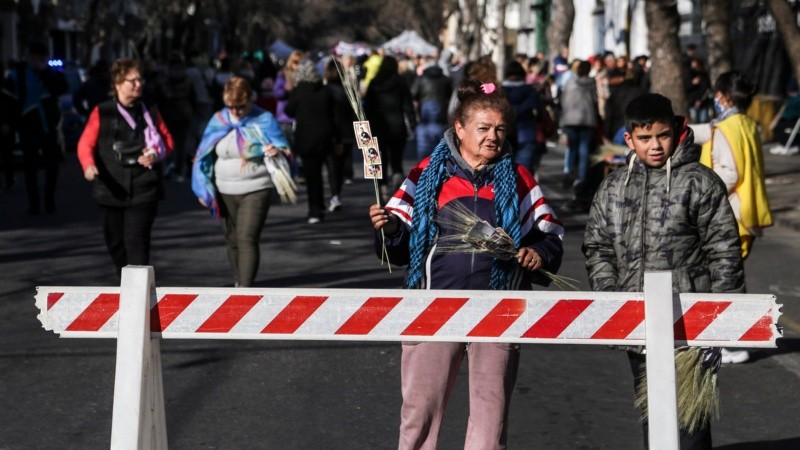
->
<box><xmin>191</xmin><ymin>106</ymin><xmax>288</xmax><ymax>217</ymax></box>
<box><xmin>405</xmin><ymin>137</ymin><xmax>521</xmax><ymax>290</ymax></box>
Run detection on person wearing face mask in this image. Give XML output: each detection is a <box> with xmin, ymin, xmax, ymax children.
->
<box><xmin>192</xmin><ymin>76</ymin><xmax>289</xmax><ymax>287</ymax></box>
<box><xmin>690</xmin><ymin>71</ymin><xmax>773</xmax><ymax>364</ymax></box>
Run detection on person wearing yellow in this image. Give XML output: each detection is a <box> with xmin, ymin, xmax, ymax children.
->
<box><xmin>691</xmin><ymin>71</ymin><xmax>773</xmax><ymax>364</ymax></box>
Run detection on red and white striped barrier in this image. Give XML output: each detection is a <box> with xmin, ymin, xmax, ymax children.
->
<box><xmin>35</xmin><ymin>267</ymin><xmax>782</xmax><ymax>450</ymax></box>
<box><xmin>37</xmin><ymin>286</ymin><xmax>780</xmax><ymax>347</ymax></box>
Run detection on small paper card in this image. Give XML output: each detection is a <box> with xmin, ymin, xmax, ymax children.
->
<box><xmin>362</xmin><ymin>137</ymin><xmax>381</xmax><ymax>165</ymax></box>
<box><xmin>353</xmin><ymin>121</ymin><xmax>373</xmax><ymax>148</ymax></box>
<box><xmin>364</xmin><ymin>163</ymin><xmax>383</xmax><ymax>179</ymax></box>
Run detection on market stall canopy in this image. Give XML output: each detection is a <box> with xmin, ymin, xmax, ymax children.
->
<box><xmin>269</xmin><ymin>39</ymin><xmax>296</xmax><ymax>61</ymax></box>
<box><xmin>333</xmin><ymin>41</ymin><xmax>373</xmax><ymax>57</ymax></box>
<box><xmin>381</xmin><ymin>30</ymin><xmax>438</xmax><ymax>56</ymax></box>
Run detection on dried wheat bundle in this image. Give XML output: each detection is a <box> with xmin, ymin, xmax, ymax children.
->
<box><xmin>634</xmin><ymin>347</ymin><xmax>720</xmax><ymax>434</ymax></box>
<box><xmin>252</xmin><ymin>126</ymin><xmax>297</xmax><ymax>204</ymax></box>
<box><xmin>435</xmin><ymin>201</ymin><xmax>579</xmax><ymax>290</ymax></box>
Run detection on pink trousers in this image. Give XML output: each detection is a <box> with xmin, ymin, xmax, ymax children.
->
<box><xmin>398</xmin><ymin>341</ymin><xmax>521</xmax><ymax>450</ymax></box>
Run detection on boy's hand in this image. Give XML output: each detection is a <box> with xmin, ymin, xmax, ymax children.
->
<box><xmin>517</xmin><ymin>247</ymin><xmax>543</xmax><ymax>272</ymax></box>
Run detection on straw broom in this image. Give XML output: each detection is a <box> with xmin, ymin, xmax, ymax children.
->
<box><xmin>633</xmin><ymin>347</ymin><xmax>719</xmax><ymax>434</ymax></box>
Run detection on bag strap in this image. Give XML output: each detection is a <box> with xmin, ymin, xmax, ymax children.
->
<box><xmin>98</xmin><ymin>101</ymin><xmax>120</xmax><ymax>143</ymax></box>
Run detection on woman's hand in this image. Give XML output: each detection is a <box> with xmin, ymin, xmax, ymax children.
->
<box><xmin>517</xmin><ymin>246</ymin><xmax>543</xmax><ymax>272</ymax></box>
<box><xmin>138</xmin><ymin>149</ymin><xmax>156</xmax><ymax>168</ymax></box>
<box><xmin>198</xmin><ymin>197</ymin><xmax>208</xmax><ymax>208</ymax></box>
<box><xmin>369</xmin><ymin>203</ymin><xmax>399</xmax><ymax>234</ymax></box>
<box><xmin>84</xmin><ymin>165</ymin><xmax>99</xmax><ymax>181</ymax></box>
<box><xmin>264</xmin><ymin>144</ymin><xmax>279</xmax><ymax>157</ymax></box>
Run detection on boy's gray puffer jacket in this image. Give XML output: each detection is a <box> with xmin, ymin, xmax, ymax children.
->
<box><xmin>582</xmin><ymin>124</ymin><xmax>744</xmax><ymax>294</ymax></box>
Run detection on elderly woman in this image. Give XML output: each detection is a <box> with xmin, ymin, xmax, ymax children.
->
<box><xmin>192</xmin><ymin>76</ymin><xmax>289</xmax><ymax>287</ymax></box>
<box><xmin>77</xmin><ymin>58</ymin><xmax>174</xmax><ymax>278</ymax></box>
<box><xmin>369</xmin><ymin>80</ymin><xmax>564</xmax><ymax>449</ymax></box>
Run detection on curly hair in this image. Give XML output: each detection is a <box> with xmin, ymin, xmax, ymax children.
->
<box><xmin>110</xmin><ymin>58</ymin><xmax>143</xmax><ymax>89</ymax></box>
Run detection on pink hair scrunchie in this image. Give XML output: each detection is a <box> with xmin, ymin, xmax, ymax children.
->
<box><xmin>480</xmin><ymin>83</ymin><xmax>496</xmax><ymax>94</ymax></box>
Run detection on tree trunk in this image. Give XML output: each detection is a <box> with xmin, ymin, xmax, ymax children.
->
<box><xmin>645</xmin><ymin>0</ymin><xmax>687</xmax><ymax>116</ymax></box>
<box><xmin>81</xmin><ymin>0</ymin><xmax>103</xmax><ymax>65</ymax></box>
<box><xmin>546</xmin><ymin>0</ymin><xmax>574</xmax><ymax>64</ymax></box>
<box><xmin>702</xmin><ymin>0</ymin><xmax>732</xmax><ymax>83</ymax></box>
<box><xmin>494</xmin><ymin>0</ymin><xmax>508</xmax><ymax>80</ymax></box>
<box><xmin>766</xmin><ymin>0</ymin><xmax>800</xmax><ymax>85</ymax></box>
<box><xmin>456</xmin><ymin>0</ymin><xmax>482</xmax><ymax>60</ymax></box>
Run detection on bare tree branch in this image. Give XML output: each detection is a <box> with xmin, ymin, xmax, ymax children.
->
<box><xmin>765</xmin><ymin>0</ymin><xmax>800</xmax><ymax>85</ymax></box>
<box><xmin>702</xmin><ymin>0</ymin><xmax>732</xmax><ymax>82</ymax></box>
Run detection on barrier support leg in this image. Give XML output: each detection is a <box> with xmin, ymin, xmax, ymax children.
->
<box><xmin>644</xmin><ymin>272</ymin><xmax>679</xmax><ymax>450</ymax></box>
<box><xmin>110</xmin><ymin>266</ymin><xmax>168</xmax><ymax>450</ymax></box>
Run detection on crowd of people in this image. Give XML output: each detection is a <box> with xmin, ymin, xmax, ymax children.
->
<box><xmin>0</xmin><ymin>39</ymin><xmax>794</xmax><ymax>450</ymax></box>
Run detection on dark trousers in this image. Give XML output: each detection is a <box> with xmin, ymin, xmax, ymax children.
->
<box><xmin>0</xmin><ymin>134</ymin><xmax>14</xmax><ymax>188</ymax></box>
<box><xmin>327</xmin><ymin>144</ymin><xmax>349</xmax><ymax>198</ymax></box>
<box><xmin>627</xmin><ymin>352</ymin><xmax>712</xmax><ymax>450</ymax></box>
<box><xmin>166</xmin><ymin>121</ymin><xmax>192</xmax><ymax>177</ymax></box>
<box><xmin>20</xmin><ymin>131</ymin><xmax>60</xmax><ymax>213</ymax></box>
<box><xmin>219</xmin><ymin>189</ymin><xmax>271</xmax><ymax>287</ymax></box>
<box><xmin>100</xmin><ymin>202</ymin><xmax>158</xmax><ymax>278</ymax></box>
<box><xmin>301</xmin><ymin>155</ymin><xmax>326</xmax><ymax>219</ymax></box>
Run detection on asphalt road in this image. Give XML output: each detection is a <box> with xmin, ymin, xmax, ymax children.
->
<box><xmin>1</xmin><ymin>145</ymin><xmax>799</xmax><ymax>449</ymax></box>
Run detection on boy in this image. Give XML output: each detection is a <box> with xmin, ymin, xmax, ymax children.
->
<box><xmin>583</xmin><ymin>93</ymin><xmax>744</xmax><ymax>449</ymax></box>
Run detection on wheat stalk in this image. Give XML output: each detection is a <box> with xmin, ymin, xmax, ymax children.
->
<box><xmin>333</xmin><ymin>57</ymin><xmax>391</xmax><ymax>272</ymax></box>
<box><xmin>434</xmin><ymin>201</ymin><xmax>579</xmax><ymax>289</ymax></box>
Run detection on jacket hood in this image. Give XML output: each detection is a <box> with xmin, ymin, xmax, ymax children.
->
<box><xmin>370</xmin><ymin>74</ymin><xmax>405</xmax><ymax>92</ymax></box>
<box><xmin>423</xmin><ymin>65</ymin><xmax>445</xmax><ymax>78</ymax></box>
<box><xmin>574</xmin><ymin>76</ymin><xmax>596</xmax><ymax>88</ymax></box>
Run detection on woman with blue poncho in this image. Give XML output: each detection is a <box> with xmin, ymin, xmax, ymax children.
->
<box><xmin>368</xmin><ymin>79</ymin><xmax>564</xmax><ymax>449</ymax></box>
<box><xmin>192</xmin><ymin>76</ymin><xmax>289</xmax><ymax>287</ymax></box>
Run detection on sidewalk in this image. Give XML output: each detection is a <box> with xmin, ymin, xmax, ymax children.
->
<box><xmin>763</xmin><ymin>142</ymin><xmax>800</xmax><ymax>232</ymax></box>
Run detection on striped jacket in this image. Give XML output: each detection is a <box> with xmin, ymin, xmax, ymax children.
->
<box><xmin>379</xmin><ymin>131</ymin><xmax>564</xmax><ymax>290</ymax></box>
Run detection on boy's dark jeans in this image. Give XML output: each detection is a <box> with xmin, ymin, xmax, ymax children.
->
<box><xmin>627</xmin><ymin>351</ymin><xmax>712</xmax><ymax>450</ymax></box>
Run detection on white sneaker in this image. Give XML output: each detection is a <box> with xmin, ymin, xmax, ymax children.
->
<box><xmin>328</xmin><ymin>195</ymin><xmax>342</xmax><ymax>212</ymax></box>
<box><xmin>721</xmin><ymin>348</ymin><xmax>750</xmax><ymax>364</ymax></box>
<box><xmin>307</xmin><ymin>217</ymin><xmax>321</xmax><ymax>224</ymax></box>
<box><xmin>770</xmin><ymin>145</ymin><xmax>799</xmax><ymax>155</ymax></box>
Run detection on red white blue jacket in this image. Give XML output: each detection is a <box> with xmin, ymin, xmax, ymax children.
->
<box><xmin>379</xmin><ymin>135</ymin><xmax>564</xmax><ymax>290</ymax></box>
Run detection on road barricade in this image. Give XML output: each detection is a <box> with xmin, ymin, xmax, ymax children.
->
<box><xmin>36</xmin><ymin>266</ymin><xmax>782</xmax><ymax>450</ymax></box>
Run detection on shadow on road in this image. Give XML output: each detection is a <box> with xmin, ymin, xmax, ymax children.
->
<box><xmin>716</xmin><ymin>437</ymin><xmax>800</xmax><ymax>449</ymax></box>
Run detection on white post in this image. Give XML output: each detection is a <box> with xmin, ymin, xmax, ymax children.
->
<box><xmin>110</xmin><ymin>266</ymin><xmax>168</xmax><ymax>450</ymax></box>
<box><xmin>644</xmin><ymin>272</ymin><xmax>679</xmax><ymax>450</ymax></box>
